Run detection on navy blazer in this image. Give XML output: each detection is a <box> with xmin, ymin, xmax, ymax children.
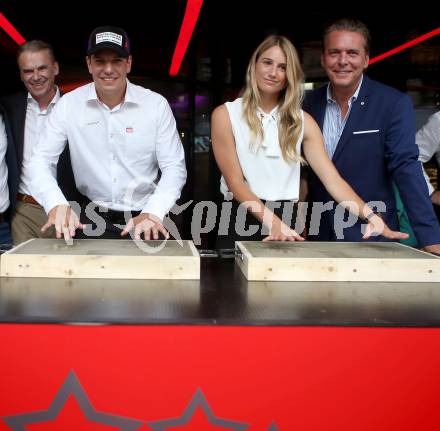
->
<box><xmin>0</xmin><ymin>92</ymin><xmax>80</xmax><ymax>211</ymax></box>
<box><xmin>303</xmin><ymin>75</ymin><xmax>440</xmax><ymax>247</ymax></box>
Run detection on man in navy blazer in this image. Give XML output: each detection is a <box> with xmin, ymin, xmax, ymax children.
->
<box><xmin>303</xmin><ymin>18</ymin><xmax>440</xmax><ymax>254</ymax></box>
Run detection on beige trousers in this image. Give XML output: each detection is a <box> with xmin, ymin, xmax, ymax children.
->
<box><xmin>11</xmin><ymin>201</ymin><xmax>56</xmax><ymax>245</ymax></box>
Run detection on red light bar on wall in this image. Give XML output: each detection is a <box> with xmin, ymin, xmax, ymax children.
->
<box><xmin>169</xmin><ymin>0</ymin><xmax>204</xmax><ymax>76</ymax></box>
<box><xmin>0</xmin><ymin>12</ymin><xmax>26</xmax><ymax>45</ymax></box>
<box><xmin>369</xmin><ymin>27</ymin><xmax>440</xmax><ymax>65</ymax></box>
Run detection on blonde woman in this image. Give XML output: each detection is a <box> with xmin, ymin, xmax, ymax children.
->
<box><xmin>211</xmin><ymin>35</ymin><xmax>407</xmax><ymax>243</ymax></box>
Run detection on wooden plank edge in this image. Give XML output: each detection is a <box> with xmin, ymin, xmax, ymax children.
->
<box><xmin>234</xmin><ymin>242</ymin><xmax>251</xmax><ymax>280</ymax></box>
<box><xmin>0</xmin><ymin>254</ymin><xmax>200</xmax><ymax>280</ymax></box>
<box><xmin>245</xmin><ymin>257</ymin><xmax>440</xmax><ymax>282</ymax></box>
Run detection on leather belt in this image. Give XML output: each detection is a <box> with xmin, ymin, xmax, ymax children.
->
<box><xmin>96</xmin><ymin>207</ymin><xmax>141</xmax><ymax>225</ymax></box>
<box><xmin>82</xmin><ymin>199</ymin><xmax>141</xmax><ymax>225</ymax></box>
<box><xmin>16</xmin><ymin>193</ymin><xmax>40</xmax><ymax>206</ymax></box>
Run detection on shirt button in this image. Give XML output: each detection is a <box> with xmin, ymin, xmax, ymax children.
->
<box><xmin>113</xmin><ymin>178</ymin><xmax>117</xmax><ymax>183</ymax></box>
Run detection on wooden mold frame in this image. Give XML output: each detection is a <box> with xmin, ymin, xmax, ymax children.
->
<box><xmin>0</xmin><ymin>239</ymin><xmax>200</xmax><ymax>280</ymax></box>
<box><xmin>235</xmin><ymin>241</ymin><xmax>440</xmax><ymax>282</ymax></box>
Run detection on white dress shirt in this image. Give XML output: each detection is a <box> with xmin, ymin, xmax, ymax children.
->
<box><xmin>20</xmin><ymin>88</ymin><xmax>60</xmax><ymax>195</ymax></box>
<box><xmin>0</xmin><ymin>114</ymin><xmax>9</xmax><ymax>212</ymax></box>
<box><xmin>417</xmin><ymin>110</ymin><xmax>440</xmax><ymax>196</ymax></box>
<box><xmin>29</xmin><ymin>80</ymin><xmax>187</xmax><ymax>221</ymax></box>
<box><xmin>220</xmin><ymin>98</ymin><xmax>303</xmax><ymax>201</ymax></box>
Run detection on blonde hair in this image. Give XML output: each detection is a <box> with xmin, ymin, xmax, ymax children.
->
<box><xmin>242</xmin><ymin>35</ymin><xmax>305</xmax><ymax>163</ymax></box>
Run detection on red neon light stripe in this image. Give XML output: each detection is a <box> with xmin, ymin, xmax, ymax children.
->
<box><xmin>169</xmin><ymin>0</ymin><xmax>204</xmax><ymax>76</ymax></box>
<box><xmin>369</xmin><ymin>27</ymin><xmax>440</xmax><ymax>65</ymax></box>
<box><xmin>0</xmin><ymin>12</ymin><xmax>26</xmax><ymax>45</ymax></box>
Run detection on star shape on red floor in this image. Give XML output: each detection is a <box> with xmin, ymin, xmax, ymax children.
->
<box><xmin>3</xmin><ymin>371</ymin><xmax>143</xmax><ymax>431</ymax></box>
<box><xmin>148</xmin><ymin>388</ymin><xmax>249</xmax><ymax>430</ymax></box>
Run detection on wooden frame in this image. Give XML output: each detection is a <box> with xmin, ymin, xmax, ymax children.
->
<box><xmin>0</xmin><ymin>239</ymin><xmax>200</xmax><ymax>280</ymax></box>
<box><xmin>235</xmin><ymin>241</ymin><xmax>440</xmax><ymax>282</ymax></box>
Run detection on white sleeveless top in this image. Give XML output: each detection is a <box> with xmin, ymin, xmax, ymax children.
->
<box><xmin>220</xmin><ymin>97</ymin><xmax>304</xmax><ymax>201</ymax></box>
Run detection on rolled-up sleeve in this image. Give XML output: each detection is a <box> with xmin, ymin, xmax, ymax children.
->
<box><xmin>417</xmin><ymin>112</ymin><xmax>440</xmax><ymax>196</ymax></box>
<box><xmin>0</xmin><ymin>115</ymin><xmax>9</xmax><ymax>213</ymax></box>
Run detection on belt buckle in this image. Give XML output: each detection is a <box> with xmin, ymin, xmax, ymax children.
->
<box><xmin>99</xmin><ymin>207</ymin><xmax>124</xmax><ymax>225</ymax></box>
<box><xmin>109</xmin><ymin>209</ymin><xmax>126</xmax><ymax>225</ymax></box>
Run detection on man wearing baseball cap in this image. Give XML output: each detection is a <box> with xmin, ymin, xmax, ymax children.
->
<box><xmin>29</xmin><ymin>26</ymin><xmax>187</xmax><ymax>242</ymax></box>
<box><xmin>87</xmin><ymin>26</ymin><xmax>131</xmax><ymax>58</ymax></box>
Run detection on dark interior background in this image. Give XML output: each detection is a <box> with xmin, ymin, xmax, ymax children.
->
<box><xmin>1</xmin><ymin>3</ymin><xmax>439</xmax><ymax>92</ymax></box>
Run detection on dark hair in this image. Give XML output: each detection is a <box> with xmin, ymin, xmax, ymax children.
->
<box><xmin>322</xmin><ymin>18</ymin><xmax>371</xmax><ymax>54</ymax></box>
<box><xmin>17</xmin><ymin>40</ymin><xmax>56</xmax><ymax>64</ymax></box>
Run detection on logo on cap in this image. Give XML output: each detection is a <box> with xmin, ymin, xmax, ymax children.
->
<box><xmin>87</xmin><ymin>26</ymin><xmax>130</xmax><ymax>57</ymax></box>
<box><xmin>96</xmin><ymin>32</ymin><xmax>123</xmax><ymax>47</ymax></box>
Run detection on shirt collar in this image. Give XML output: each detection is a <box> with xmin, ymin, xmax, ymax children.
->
<box><xmin>27</xmin><ymin>85</ymin><xmax>60</xmax><ymax>107</ymax></box>
<box><xmin>326</xmin><ymin>74</ymin><xmax>363</xmax><ymax>104</ymax></box>
<box><xmin>124</xmin><ymin>79</ymin><xmax>139</xmax><ymax>105</ymax></box>
<box><xmin>87</xmin><ymin>79</ymin><xmax>139</xmax><ymax>106</ymax></box>
<box><xmin>257</xmin><ymin>104</ymin><xmax>279</xmax><ymax>119</ymax></box>
<box><xmin>256</xmin><ymin>105</ymin><xmax>281</xmax><ymax>158</ymax></box>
